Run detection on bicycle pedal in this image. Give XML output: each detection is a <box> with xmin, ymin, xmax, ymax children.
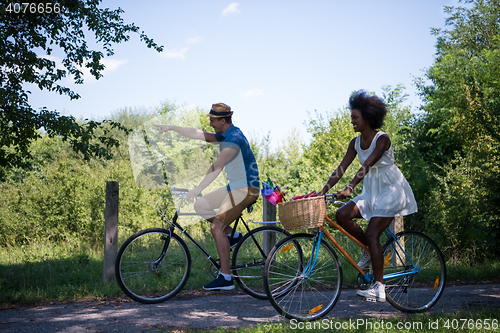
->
<box><xmin>361</xmin><ymin>297</ymin><xmax>377</xmax><ymax>303</ymax></box>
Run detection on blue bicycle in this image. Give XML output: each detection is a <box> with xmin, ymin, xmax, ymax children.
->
<box><xmin>263</xmin><ymin>194</ymin><xmax>446</xmax><ymax>321</ymax></box>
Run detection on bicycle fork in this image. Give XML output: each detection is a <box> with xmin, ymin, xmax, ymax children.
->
<box><xmin>301</xmin><ymin>232</ymin><xmax>323</xmax><ymax>278</ymax></box>
<box><xmin>150</xmin><ymin>229</ymin><xmax>174</xmax><ymax>272</ymax></box>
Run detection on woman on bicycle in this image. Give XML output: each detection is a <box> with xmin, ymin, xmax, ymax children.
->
<box><xmin>317</xmin><ymin>90</ymin><xmax>417</xmax><ymax>302</ymax></box>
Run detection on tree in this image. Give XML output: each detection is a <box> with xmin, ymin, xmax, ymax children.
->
<box><xmin>0</xmin><ymin>0</ymin><xmax>163</xmax><ymax>180</ymax></box>
<box><xmin>415</xmin><ymin>0</ymin><xmax>500</xmax><ymax>157</ymax></box>
<box><xmin>411</xmin><ymin>0</ymin><xmax>500</xmax><ymax>262</ymax></box>
<box><xmin>411</xmin><ymin>0</ymin><xmax>500</xmax><ymax>188</ymax></box>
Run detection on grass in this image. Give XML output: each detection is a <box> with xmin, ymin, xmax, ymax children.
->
<box><xmin>1</xmin><ymin>222</ymin><xmax>500</xmax><ymax>307</ymax></box>
<box><xmin>0</xmin><ymin>242</ymin><xmax>122</xmax><ymax>305</ymax></box>
<box><xmin>0</xmin><ymin>220</ymin><xmax>230</xmax><ymax>305</ymax></box>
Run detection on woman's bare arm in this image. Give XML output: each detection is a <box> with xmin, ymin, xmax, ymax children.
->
<box><xmin>337</xmin><ymin>134</ymin><xmax>391</xmax><ymax>199</ymax></box>
<box><xmin>318</xmin><ymin>138</ymin><xmax>357</xmax><ymax>196</ymax></box>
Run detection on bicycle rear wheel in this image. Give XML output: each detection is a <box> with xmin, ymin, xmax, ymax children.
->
<box><xmin>382</xmin><ymin>230</ymin><xmax>446</xmax><ymax>313</ymax></box>
<box><xmin>115</xmin><ymin>228</ymin><xmax>191</xmax><ymax>304</ymax></box>
<box><xmin>231</xmin><ymin>226</ymin><xmax>290</xmax><ymax>299</ymax></box>
<box><xmin>263</xmin><ymin>233</ymin><xmax>343</xmax><ymax>321</ymax></box>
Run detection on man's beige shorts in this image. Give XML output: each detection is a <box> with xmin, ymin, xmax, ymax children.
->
<box><xmin>201</xmin><ymin>187</ymin><xmax>259</xmax><ymax>225</ymax></box>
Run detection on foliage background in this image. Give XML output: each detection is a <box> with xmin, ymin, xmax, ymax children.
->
<box><xmin>1</xmin><ymin>0</ymin><xmax>500</xmax><ymax>278</ymax></box>
<box><xmin>1</xmin><ymin>80</ymin><xmax>499</xmax><ymax>266</ymax></box>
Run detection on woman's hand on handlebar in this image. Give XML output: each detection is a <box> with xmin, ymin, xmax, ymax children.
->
<box><xmin>317</xmin><ymin>188</ymin><xmax>352</xmax><ymax>200</ymax></box>
<box><xmin>336</xmin><ymin>187</ymin><xmax>352</xmax><ymax>200</ymax></box>
<box><xmin>315</xmin><ymin>189</ymin><xmax>326</xmax><ymax>197</ymax></box>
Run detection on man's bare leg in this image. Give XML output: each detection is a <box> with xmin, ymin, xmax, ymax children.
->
<box><xmin>195</xmin><ymin>196</ymin><xmax>236</xmax><ymax>290</ymax></box>
<box><xmin>210</xmin><ymin>217</ymin><xmax>231</xmax><ymax>275</ymax></box>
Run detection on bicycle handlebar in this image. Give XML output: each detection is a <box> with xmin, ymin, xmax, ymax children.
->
<box><xmin>170</xmin><ymin>186</ymin><xmax>189</xmax><ymax>193</ymax></box>
<box><xmin>324</xmin><ymin>193</ymin><xmax>350</xmax><ymax>205</ymax></box>
<box><xmin>156</xmin><ymin>186</ymin><xmax>203</xmax><ymax>217</ymax></box>
<box><xmin>169</xmin><ymin>186</ymin><xmax>202</xmax><ymax>198</ymax></box>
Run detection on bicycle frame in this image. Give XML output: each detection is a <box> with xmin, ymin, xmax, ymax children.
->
<box><xmin>314</xmin><ymin>213</ymin><xmax>420</xmax><ymax>285</ymax></box>
<box><xmin>263</xmin><ymin>195</ymin><xmax>445</xmax><ymax>319</ymax></box>
<box><xmin>157</xmin><ymin>189</ymin><xmax>273</xmax><ymax>274</ymax></box>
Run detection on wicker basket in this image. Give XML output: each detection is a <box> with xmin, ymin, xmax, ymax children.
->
<box><xmin>278</xmin><ymin>196</ymin><xmax>326</xmax><ymax>231</ymax></box>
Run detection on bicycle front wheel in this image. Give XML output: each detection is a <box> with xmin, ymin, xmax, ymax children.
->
<box><xmin>382</xmin><ymin>230</ymin><xmax>446</xmax><ymax>313</ymax></box>
<box><xmin>263</xmin><ymin>233</ymin><xmax>343</xmax><ymax>321</ymax></box>
<box><xmin>115</xmin><ymin>228</ymin><xmax>191</xmax><ymax>304</ymax></box>
<box><xmin>231</xmin><ymin>226</ymin><xmax>290</xmax><ymax>299</ymax></box>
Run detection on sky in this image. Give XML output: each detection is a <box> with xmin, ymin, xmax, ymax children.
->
<box><xmin>27</xmin><ymin>0</ymin><xmax>460</xmax><ymax>149</ymax></box>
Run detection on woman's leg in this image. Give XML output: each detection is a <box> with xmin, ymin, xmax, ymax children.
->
<box><xmin>365</xmin><ymin>217</ymin><xmax>394</xmax><ymax>282</ymax></box>
<box><xmin>335</xmin><ymin>201</ymin><xmax>366</xmax><ymax>245</ymax></box>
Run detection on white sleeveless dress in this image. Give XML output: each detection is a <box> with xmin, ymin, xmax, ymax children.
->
<box><xmin>351</xmin><ymin>131</ymin><xmax>417</xmax><ymax>220</ymax></box>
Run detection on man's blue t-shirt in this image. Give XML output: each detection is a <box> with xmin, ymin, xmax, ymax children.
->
<box><xmin>215</xmin><ymin>125</ymin><xmax>260</xmax><ymax>191</ymax></box>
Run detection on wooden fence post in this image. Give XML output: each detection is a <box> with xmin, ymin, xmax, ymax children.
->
<box><xmin>389</xmin><ymin>216</ymin><xmax>404</xmax><ymax>234</ymax></box>
<box><xmin>389</xmin><ymin>216</ymin><xmax>404</xmax><ymax>265</ymax></box>
<box><xmin>263</xmin><ymin>198</ymin><xmax>277</xmax><ymax>255</ymax></box>
<box><xmin>103</xmin><ymin>181</ymin><xmax>119</xmax><ymax>284</ymax></box>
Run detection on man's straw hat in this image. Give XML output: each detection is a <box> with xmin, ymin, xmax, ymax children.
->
<box><xmin>206</xmin><ymin>103</ymin><xmax>233</xmax><ymax>117</ymax></box>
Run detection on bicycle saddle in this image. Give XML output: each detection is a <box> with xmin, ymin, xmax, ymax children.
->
<box><xmin>246</xmin><ymin>198</ymin><xmax>258</xmax><ymax>214</ymax></box>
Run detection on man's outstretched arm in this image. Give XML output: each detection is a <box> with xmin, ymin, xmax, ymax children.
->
<box><xmin>153</xmin><ymin>124</ymin><xmax>218</xmax><ymax>142</ymax></box>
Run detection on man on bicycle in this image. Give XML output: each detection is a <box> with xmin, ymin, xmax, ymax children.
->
<box><xmin>154</xmin><ymin>103</ymin><xmax>260</xmax><ymax>290</ymax></box>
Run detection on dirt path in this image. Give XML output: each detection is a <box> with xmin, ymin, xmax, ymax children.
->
<box><xmin>1</xmin><ymin>284</ymin><xmax>499</xmax><ymax>332</ymax></box>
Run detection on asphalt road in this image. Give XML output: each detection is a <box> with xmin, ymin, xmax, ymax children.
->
<box><xmin>1</xmin><ymin>284</ymin><xmax>499</xmax><ymax>332</ymax></box>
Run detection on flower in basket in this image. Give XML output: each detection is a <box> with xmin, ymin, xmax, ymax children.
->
<box><xmin>291</xmin><ymin>190</ymin><xmax>316</xmax><ymax>201</ymax></box>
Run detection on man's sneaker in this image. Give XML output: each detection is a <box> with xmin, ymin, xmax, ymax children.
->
<box><xmin>357</xmin><ymin>249</ymin><xmax>371</xmax><ymax>269</ymax></box>
<box><xmin>356</xmin><ymin>281</ymin><xmax>386</xmax><ymax>302</ymax></box>
<box><xmin>203</xmin><ymin>275</ymin><xmax>235</xmax><ymax>291</ymax></box>
<box><xmin>228</xmin><ymin>233</ymin><xmax>243</xmax><ymax>248</ymax></box>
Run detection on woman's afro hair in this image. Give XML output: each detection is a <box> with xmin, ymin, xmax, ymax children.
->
<box><xmin>348</xmin><ymin>90</ymin><xmax>387</xmax><ymax>130</ymax></box>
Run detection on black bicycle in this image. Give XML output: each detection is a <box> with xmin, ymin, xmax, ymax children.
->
<box><xmin>115</xmin><ymin>186</ymin><xmax>290</xmax><ymax>303</ymax></box>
